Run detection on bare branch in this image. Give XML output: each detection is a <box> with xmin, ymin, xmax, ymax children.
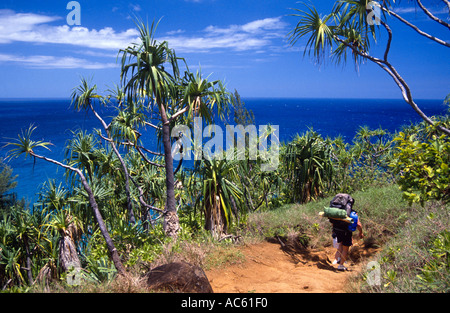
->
<box><xmin>417</xmin><ymin>0</ymin><xmax>450</xmax><ymax>29</ymax></box>
<box><xmin>31</xmin><ymin>152</ymin><xmax>82</xmax><ymax>175</ymax></box>
<box><xmin>97</xmin><ymin>132</ymin><xmax>112</xmax><ymax>142</ymax></box>
<box><xmin>334</xmin><ymin>36</ymin><xmax>386</xmax><ymax>65</ymax></box>
<box><xmin>382</xmin><ymin>6</ymin><xmax>450</xmax><ymax>48</ymax></box>
<box><xmin>443</xmin><ymin>0</ymin><xmax>450</xmax><ymax>12</ymax></box>
<box><xmin>380</xmin><ymin>20</ymin><xmax>392</xmax><ymax>61</ymax></box>
<box><xmin>128</xmin><ymin>175</ymin><xmax>164</xmax><ymax>213</ymax></box>
<box><xmin>334</xmin><ymin>36</ymin><xmax>450</xmax><ymax>136</ymax></box>
<box><xmin>135</xmin><ymin>145</ymin><xmax>165</xmax><ymax>168</ymax></box>
<box><xmin>138</xmin><ymin>145</ymin><xmax>164</xmax><ymax>157</ymax></box>
<box><xmin>89</xmin><ymin>102</ymin><xmax>135</xmax><ymax>223</ymax></box>
<box><xmin>173</xmin><ymin>159</ymin><xmax>183</xmax><ymax>176</ymax></box>
<box><xmin>169</xmin><ymin>106</ymin><xmax>189</xmax><ymax>123</ymax></box>
<box><xmin>143</xmin><ymin>121</ymin><xmax>162</xmax><ymax>130</ymax></box>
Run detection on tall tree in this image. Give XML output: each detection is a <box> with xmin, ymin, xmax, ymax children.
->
<box><xmin>119</xmin><ymin>20</ymin><xmax>232</xmax><ymax>238</ymax></box>
<box><xmin>289</xmin><ymin>0</ymin><xmax>450</xmax><ymax>135</ymax></box>
<box><xmin>71</xmin><ymin>78</ymin><xmax>136</xmax><ymax>224</ymax></box>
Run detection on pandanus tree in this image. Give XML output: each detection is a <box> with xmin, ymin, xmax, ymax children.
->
<box><xmin>289</xmin><ymin>0</ymin><xmax>450</xmax><ymax>135</ymax></box>
<box><xmin>5</xmin><ymin>125</ymin><xmax>128</xmax><ymax>277</ymax></box>
<box><xmin>71</xmin><ymin>78</ymin><xmax>136</xmax><ymax>224</ymax></box>
<box><xmin>119</xmin><ymin>20</ymin><xmax>233</xmax><ymax>238</ymax></box>
<box><xmin>282</xmin><ymin>131</ymin><xmax>334</xmax><ymax>204</ymax></box>
<box><xmin>39</xmin><ymin>181</ymin><xmax>83</xmax><ymax>276</ymax></box>
<box><xmin>195</xmin><ymin>158</ymin><xmax>243</xmax><ymax>237</ymax></box>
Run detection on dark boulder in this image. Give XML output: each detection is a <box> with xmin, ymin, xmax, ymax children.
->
<box><xmin>146</xmin><ymin>262</ymin><xmax>213</xmax><ymax>293</ymax></box>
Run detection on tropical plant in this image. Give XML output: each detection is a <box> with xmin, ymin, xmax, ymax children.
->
<box><xmin>119</xmin><ymin>19</ymin><xmax>233</xmax><ymax>238</ymax></box>
<box><xmin>4</xmin><ymin>125</ymin><xmax>127</xmax><ymax>276</ymax></box>
<box><xmin>289</xmin><ymin>0</ymin><xmax>450</xmax><ymax>135</ymax></box>
<box><xmin>47</xmin><ymin>208</ymin><xmax>83</xmax><ymax>274</ymax></box>
<box><xmin>195</xmin><ymin>158</ymin><xmax>243</xmax><ymax>237</ymax></box>
<box><xmin>0</xmin><ymin>202</ymin><xmax>53</xmax><ymax>288</ymax></box>
<box><xmin>352</xmin><ymin>126</ymin><xmax>393</xmax><ymax>171</ymax></box>
<box><xmin>0</xmin><ymin>158</ymin><xmax>18</xmax><ymax>212</ymax></box>
<box><xmin>282</xmin><ymin>130</ymin><xmax>334</xmax><ymax>203</ymax></box>
<box><xmin>71</xmin><ymin>77</ymin><xmax>136</xmax><ymax>224</ymax></box>
<box><xmin>64</xmin><ymin>130</ymin><xmax>100</xmax><ymax>183</ymax></box>
<box><xmin>38</xmin><ymin>180</ymin><xmax>83</xmax><ymax>276</ymax></box>
<box><xmin>391</xmin><ymin>122</ymin><xmax>450</xmax><ymax>204</ymax></box>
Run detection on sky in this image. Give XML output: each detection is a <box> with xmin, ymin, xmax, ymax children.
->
<box><xmin>0</xmin><ymin>0</ymin><xmax>449</xmax><ymax>99</ymax></box>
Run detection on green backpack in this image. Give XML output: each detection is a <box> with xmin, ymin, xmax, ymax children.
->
<box><xmin>320</xmin><ymin>193</ymin><xmax>355</xmax><ymax>223</ymax></box>
<box><xmin>323</xmin><ymin>207</ymin><xmax>348</xmax><ymax>219</ymax></box>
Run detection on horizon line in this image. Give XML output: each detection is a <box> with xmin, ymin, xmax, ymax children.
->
<box><xmin>0</xmin><ymin>96</ymin><xmax>445</xmax><ymax>101</ymax></box>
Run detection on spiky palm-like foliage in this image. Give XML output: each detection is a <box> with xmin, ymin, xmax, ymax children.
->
<box><xmin>282</xmin><ymin>131</ymin><xmax>334</xmax><ymax>204</ymax></box>
<box><xmin>289</xmin><ymin>0</ymin><xmax>450</xmax><ymax>135</ymax></box>
<box><xmin>196</xmin><ymin>159</ymin><xmax>243</xmax><ymax>237</ymax></box>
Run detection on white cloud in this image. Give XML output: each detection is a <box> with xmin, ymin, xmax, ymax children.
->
<box><xmin>166</xmin><ymin>29</ymin><xmax>186</xmax><ymax>36</ymax></box>
<box><xmin>0</xmin><ymin>9</ymin><xmax>288</xmax><ymax>54</ymax></box>
<box><xmin>393</xmin><ymin>7</ymin><xmax>418</xmax><ymax>14</ymax></box>
<box><xmin>162</xmin><ymin>16</ymin><xmax>288</xmax><ymax>53</ymax></box>
<box><xmin>0</xmin><ymin>9</ymin><xmax>139</xmax><ymax>50</ymax></box>
<box><xmin>129</xmin><ymin>4</ymin><xmax>142</xmax><ymax>12</ymax></box>
<box><xmin>241</xmin><ymin>17</ymin><xmax>287</xmax><ymax>33</ymax></box>
<box><xmin>393</xmin><ymin>4</ymin><xmax>449</xmax><ymax>15</ymax></box>
<box><xmin>0</xmin><ymin>53</ymin><xmax>118</xmax><ymax>69</ymax></box>
<box><xmin>0</xmin><ymin>9</ymin><xmax>290</xmax><ymax>70</ymax></box>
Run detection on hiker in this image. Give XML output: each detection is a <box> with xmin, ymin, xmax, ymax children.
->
<box><xmin>328</xmin><ymin>194</ymin><xmax>364</xmax><ymax>271</ymax></box>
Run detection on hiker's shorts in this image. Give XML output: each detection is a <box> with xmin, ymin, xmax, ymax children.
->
<box><xmin>334</xmin><ymin>229</ymin><xmax>352</xmax><ymax>247</ymax></box>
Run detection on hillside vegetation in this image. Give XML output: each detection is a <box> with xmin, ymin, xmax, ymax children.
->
<box><xmin>0</xmin><ymin>19</ymin><xmax>448</xmax><ymax>293</ymax></box>
<box><xmin>1</xmin><ymin>115</ymin><xmax>449</xmax><ymax>293</ymax></box>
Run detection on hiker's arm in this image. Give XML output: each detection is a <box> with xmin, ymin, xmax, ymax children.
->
<box><xmin>357</xmin><ymin>219</ymin><xmax>364</xmax><ymax>239</ymax></box>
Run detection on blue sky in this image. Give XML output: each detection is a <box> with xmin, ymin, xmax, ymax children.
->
<box><xmin>0</xmin><ymin>0</ymin><xmax>449</xmax><ymax>99</ymax></box>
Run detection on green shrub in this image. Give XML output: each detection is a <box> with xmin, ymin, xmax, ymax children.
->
<box><xmin>391</xmin><ymin>125</ymin><xmax>450</xmax><ymax>205</ymax></box>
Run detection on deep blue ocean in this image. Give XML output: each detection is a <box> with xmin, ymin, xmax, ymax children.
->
<box><xmin>0</xmin><ymin>98</ymin><xmax>447</xmax><ymax>203</ymax></box>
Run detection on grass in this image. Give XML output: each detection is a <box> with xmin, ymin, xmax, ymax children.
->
<box><xmin>244</xmin><ymin>184</ymin><xmax>449</xmax><ymax>292</ymax></box>
<box><xmin>356</xmin><ymin>200</ymin><xmax>450</xmax><ymax>292</ymax></box>
<box><xmin>245</xmin><ymin>184</ymin><xmax>411</xmax><ymax>248</ymax></box>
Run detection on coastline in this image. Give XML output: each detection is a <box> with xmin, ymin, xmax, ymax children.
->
<box><xmin>1</xmin><ymin>97</ymin><xmax>447</xmax><ymax>202</ymax></box>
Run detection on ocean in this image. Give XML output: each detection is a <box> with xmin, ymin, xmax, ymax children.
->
<box><xmin>0</xmin><ymin>97</ymin><xmax>447</xmax><ymax>203</ymax></box>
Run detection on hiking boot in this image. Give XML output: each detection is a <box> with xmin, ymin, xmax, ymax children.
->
<box><xmin>332</xmin><ymin>258</ymin><xmax>341</xmax><ymax>265</ymax></box>
<box><xmin>337</xmin><ymin>264</ymin><xmax>348</xmax><ymax>271</ymax></box>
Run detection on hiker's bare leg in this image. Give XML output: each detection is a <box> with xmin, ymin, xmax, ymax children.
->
<box><xmin>335</xmin><ymin>243</ymin><xmax>342</xmax><ymax>260</ymax></box>
<box><xmin>340</xmin><ymin>245</ymin><xmax>349</xmax><ymax>265</ymax></box>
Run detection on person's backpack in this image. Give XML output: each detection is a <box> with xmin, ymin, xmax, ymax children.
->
<box><xmin>329</xmin><ymin>193</ymin><xmax>354</xmax><ymax>216</ymax></box>
<box><xmin>328</xmin><ymin>193</ymin><xmax>357</xmax><ymax>232</ymax></box>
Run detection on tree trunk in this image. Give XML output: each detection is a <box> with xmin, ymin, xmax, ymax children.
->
<box><xmin>79</xmin><ymin>173</ymin><xmax>128</xmax><ymax>276</ymax></box>
<box><xmin>31</xmin><ymin>153</ymin><xmax>128</xmax><ymax>277</ymax></box>
<box><xmin>204</xmin><ymin>193</ymin><xmax>227</xmax><ymax>238</ymax></box>
<box><xmin>23</xmin><ymin>235</ymin><xmax>33</xmax><ymax>285</ymax></box>
<box><xmin>59</xmin><ymin>236</ymin><xmax>82</xmax><ymax>285</ymax></box>
<box><xmin>59</xmin><ymin>236</ymin><xmax>81</xmax><ymax>272</ymax></box>
<box><xmin>90</xmin><ymin>104</ymin><xmax>135</xmax><ymax>224</ymax></box>
<box><xmin>160</xmin><ymin>105</ymin><xmax>180</xmax><ymax>238</ymax></box>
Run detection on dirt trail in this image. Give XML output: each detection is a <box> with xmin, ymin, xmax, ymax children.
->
<box><xmin>206</xmin><ymin>240</ymin><xmax>377</xmax><ymax>293</ymax></box>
